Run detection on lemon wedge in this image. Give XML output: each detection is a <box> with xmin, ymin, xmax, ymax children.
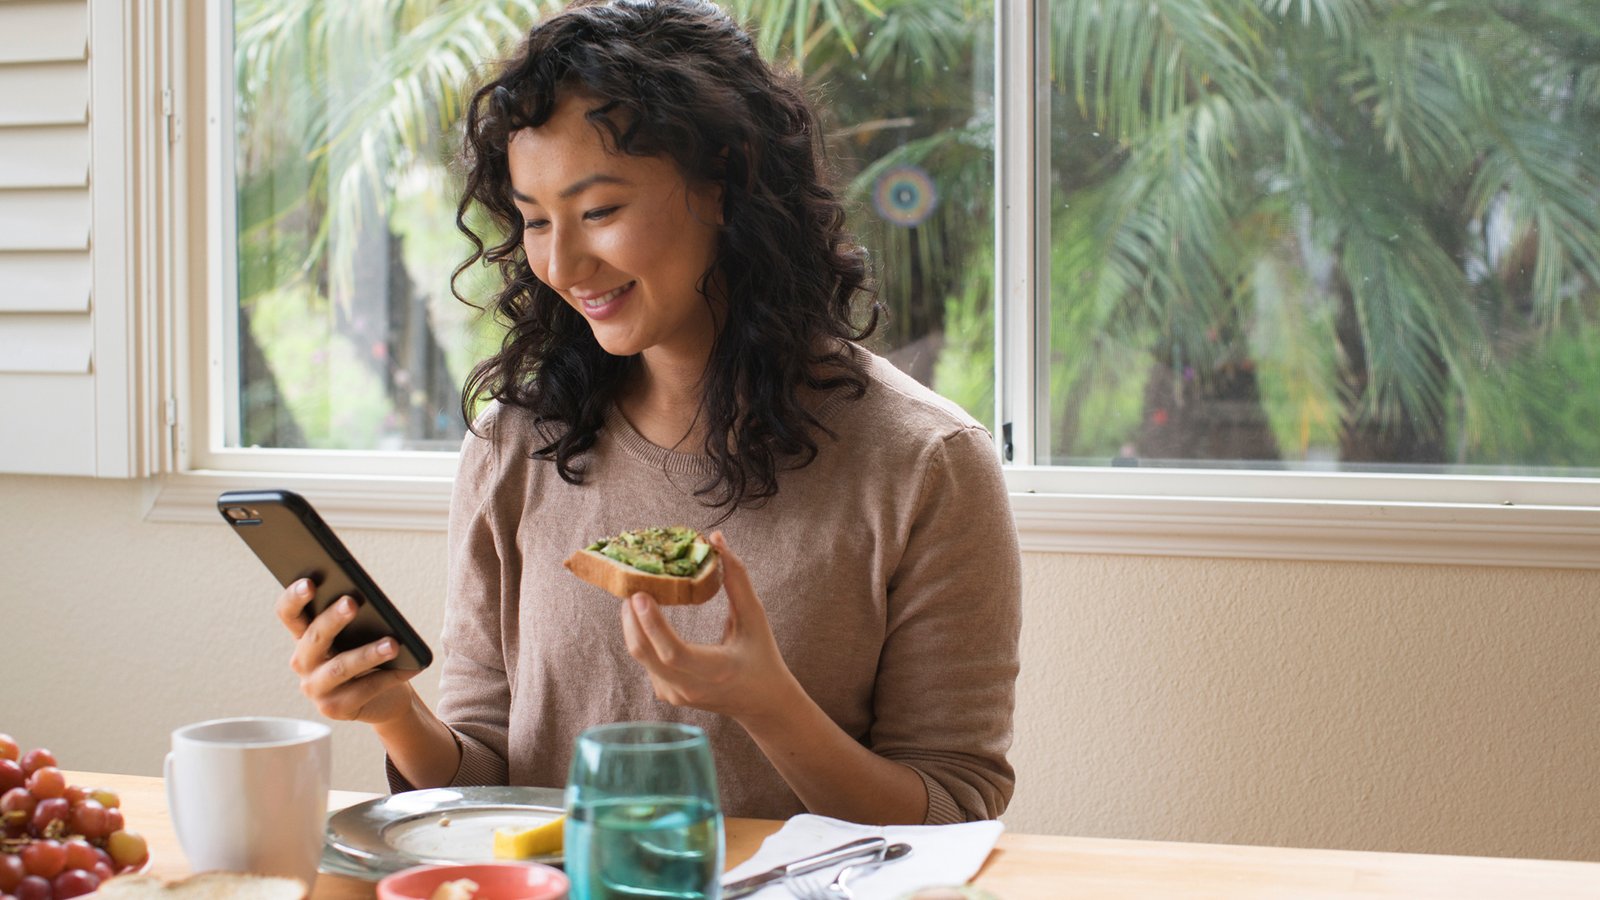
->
<box><xmin>492</xmin><ymin>816</ymin><xmax>566</xmax><ymax>859</ymax></box>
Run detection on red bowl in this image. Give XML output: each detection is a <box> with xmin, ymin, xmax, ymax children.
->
<box><xmin>377</xmin><ymin>862</ymin><xmax>569</xmax><ymax>900</ymax></box>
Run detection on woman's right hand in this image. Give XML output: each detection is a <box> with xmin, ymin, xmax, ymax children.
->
<box><xmin>276</xmin><ymin>578</ymin><xmax>421</xmax><ymax>725</ymax></box>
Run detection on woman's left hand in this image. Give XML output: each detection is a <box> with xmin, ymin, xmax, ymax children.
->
<box><xmin>619</xmin><ymin>531</ymin><xmax>803</xmax><ymax>726</ymax></box>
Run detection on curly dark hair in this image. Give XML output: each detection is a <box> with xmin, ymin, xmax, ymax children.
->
<box><xmin>453</xmin><ymin>0</ymin><xmax>880</xmax><ymax>513</ymax></box>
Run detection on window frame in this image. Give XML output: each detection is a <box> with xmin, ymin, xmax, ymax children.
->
<box><xmin>141</xmin><ymin>0</ymin><xmax>1600</xmax><ymax>570</ymax></box>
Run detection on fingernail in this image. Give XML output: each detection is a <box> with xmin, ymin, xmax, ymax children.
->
<box><xmin>632</xmin><ymin>594</ymin><xmax>649</xmax><ymax>613</ymax></box>
<box><xmin>296</xmin><ymin>579</ymin><xmax>312</xmax><ymax>597</ymax></box>
<box><xmin>378</xmin><ymin>639</ymin><xmax>395</xmax><ymax>656</ymax></box>
<box><xmin>341</xmin><ymin>597</ymin><xmax>357</xmax><ymax>614</ymax></box>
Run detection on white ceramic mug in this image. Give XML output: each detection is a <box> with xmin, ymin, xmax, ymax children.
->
<box><xmin>165</xmin><ymin>717</ymin><xmax>332</xmax><ymax>887</ymax></box>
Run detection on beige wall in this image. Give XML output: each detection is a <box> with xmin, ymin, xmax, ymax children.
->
<box><xmin>2</xmin><ymin>474</ymin><xmax>1596</xmax><ymax>862</ymax></box>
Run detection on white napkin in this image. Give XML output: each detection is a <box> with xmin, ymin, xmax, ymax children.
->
<box><xmin>722</xmin><ymin>814</ymin><xmax>1004</xmax><ymax>900</ymax></box>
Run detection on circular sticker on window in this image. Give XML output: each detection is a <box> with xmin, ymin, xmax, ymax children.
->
<box><xmin>873</xmin><ymin>164</ymin><xmax>938</xmax><ymax>227</ymax></box>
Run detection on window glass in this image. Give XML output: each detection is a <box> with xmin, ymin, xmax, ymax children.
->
<box><xmin>229</xmin><ymin>0</ymin><xmax>995</xmax><ymax>451</ymax></box>
<box><xmin>1045</xmin><ymin>0</ymin><xmax>1600</xmax><ymax>475</ymax></box>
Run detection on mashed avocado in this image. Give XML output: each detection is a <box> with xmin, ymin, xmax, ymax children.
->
<box><xmin>586</xmin><ymin>526</ymin><xmax>712</xmax><ymax>577</ymax></box>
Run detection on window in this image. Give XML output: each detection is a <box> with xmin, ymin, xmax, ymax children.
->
<box><xmin>217</xmin><ymin>0</ymin><xmax>994</xmax><ymax>460</ymax></box>
<box><xmin>143</xmin><ymin>0</ymin><xmax>1600</xmax><ymax>565</ymax></box>
<box><xmin>1031</xmin><ymin>0</ymin><xmax>1600</xmax><ymax>482</ymax></box>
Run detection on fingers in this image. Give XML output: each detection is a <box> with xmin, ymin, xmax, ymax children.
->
<box><xmin>710</xmin><ymin>531</ymin><xmax>768</xmax><ymax>635</ymax></box>
<box><xmin>304</xmin><ymin>656</ymin><xmax>418</xmax><ymax>722</ymax></box>
<box><xmin>274</xmin><ymin>578</ymin><xmax>316</xmax><ymax>638</ymax></box>
<box><xmin>299</xmin><ymin>637</ymin><xmax>405</xmax><ymax>716</ymax></box>
<box><xmin>289</xmin><ymin>594</ymin><xmax>359</xmax><ymax>675</ymax></box>
<box><xmin>621</xmin><ymin>593</ymin><xmax>693</xmax><ymax>670</ymax></box>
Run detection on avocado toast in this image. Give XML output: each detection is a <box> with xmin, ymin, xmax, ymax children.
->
<box><xmin>563</xmin><ymin>526</ymin><xmax>723</xmax><ymax>605</ymax></box>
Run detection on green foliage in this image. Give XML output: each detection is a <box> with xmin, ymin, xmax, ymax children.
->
<box><xmin>243</xmin><ymin>284</ymin><xmax>391</xmax><ymax>450</ymax></box>
<box><xmin>1458</xmin><ymin>320</ymin><xmax>1600</xmax><ymax>471</ymax></box>
<box><xmin>1040</xmin><ymin>0</ymin><xmax>1600</xmax><ymax>466</ymax></box>
<box><xmin>230</xmin><ymin>0</ymin><xmax>1600</xmax><ymax>471</ymax></box>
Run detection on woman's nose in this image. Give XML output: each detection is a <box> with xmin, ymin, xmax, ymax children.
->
<box><xmin>542</xmin><ymin>226</ymin><xmax>595</xmax><ymax>291</ymax></box>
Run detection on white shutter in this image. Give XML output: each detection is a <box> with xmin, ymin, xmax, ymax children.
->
<box><xmin>0</xmin><ymin>0</ymin><xmax>135</xmax><ymax>476</ymax></box>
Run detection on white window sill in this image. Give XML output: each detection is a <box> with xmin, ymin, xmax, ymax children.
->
<box><xmin>144</xmin><ymin>468</ymin><xmax>1600</xmax><ymax>570</ymax></box>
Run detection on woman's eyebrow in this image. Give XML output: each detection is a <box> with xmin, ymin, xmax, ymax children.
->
<box><xmin>511</xmin><ymin>173</ymin><xmax>632</xmax><ymax>205</ymax></box>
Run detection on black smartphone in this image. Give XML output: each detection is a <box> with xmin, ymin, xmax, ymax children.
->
<box><xmin>218</xmin><ymin>489</ymin><xmax>433</xmax><ymax>671</ymax></box>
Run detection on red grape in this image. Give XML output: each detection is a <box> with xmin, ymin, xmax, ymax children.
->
<box><xmin>55</xmin><ymin>845</ymin><xmax>92</xmax><ymax>878</ymax></box>
<box><xmin>50</xmin><ymin>869</ymin><xmax>96</xmax><ymax>899</ymax></box>
<box><xmin>0</xmin><ymin>736</ymin><xmax>19</xmax><ymax>763</ymax></box>
<box><xmin>14</xmin><ymin>875</ymin><xmax>49</xmax><ymax>900</ymax></box>
<box><xmin>18</xmin><ymin>841</ymin><xmax>63</xmax><ymax>880</ymax></box>
<box><xmin>16</xmin><ymin>752</ymin><xmax>54</xmax><ymax>778</ymax></box>
<box><xmin>0</xmin><ymin>788</ymin><xmax>36</xmax><ymax>819</ymax></box>
<box><xmin>0</xmin><ymin>762</ymin><xmax>22</xmax><ymax>795</ymax></box>
<box><xmin>29</xmin><ymin>800</ymin><xmax>68</xmax><ymax>838</ymax></box>
<box><xmin>0</xmin><ymin>854</ymin><xmax>23</xmax><ymax>892</ymax></box>
<box><xmin>86</xmin><ymin>790</ymin><xmax>117</xmax><ymax>811</ymax></box>
<box><xmin>90</xmin><ymin>862</ymin><xmax>113</xmax><ymax>884</ymax></box>
<box><xmin>22</xmin><ymin>771</ymin><xmax>62</xmax><ymax>802</ymax></box>
<box><xmin>65</xmin><ymin>803</ymin><xmax>104</xmax><ymax>843</ymax></box>
<box><xmin>105</xmin><ymin>832</ymin><xmax>146</xmax><ymax>870</ymax></box>
<box><xmin>102</xmin><ymin>808</ymin><xmax>123</xmax><ymax>835</ymax></box>
<box><xmin>58</xmin><ymin>788</ymin><xmax>84</xmax><ymax>807</ymax></box>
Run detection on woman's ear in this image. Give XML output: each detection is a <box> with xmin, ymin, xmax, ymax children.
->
<box><xmin>689</xmin><ymin>177</ymin><xmax>726</xmax><ymax>227</ymax></box>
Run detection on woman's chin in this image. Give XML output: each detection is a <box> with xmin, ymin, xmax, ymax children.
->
<box><xmin>590</xmin><ymin>331</ymin><xmax>643</xmax><ymax>359</ymax></box>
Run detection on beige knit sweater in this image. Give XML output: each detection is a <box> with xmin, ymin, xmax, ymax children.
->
<box><xmin>394</xmin><ymin>346</ymin><xmax>1022</xmax><ymax>823</ymax></box>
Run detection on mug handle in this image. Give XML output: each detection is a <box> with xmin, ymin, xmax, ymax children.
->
<box><xmin>163</xmin><ymin>752</ymin><xmax>185</xmax><ymax>851</ymax></box>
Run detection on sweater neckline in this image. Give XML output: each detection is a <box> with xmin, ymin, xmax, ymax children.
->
<box><xmin>605</xmin><ymin>342</ymin><xmax>866</xmax><ymax>473</ymax></box>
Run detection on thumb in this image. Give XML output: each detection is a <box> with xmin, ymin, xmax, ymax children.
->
<box><xmin>710</xmin><ymin>531</ymin><xmax>768</xmax><ymax>634</ymax></box>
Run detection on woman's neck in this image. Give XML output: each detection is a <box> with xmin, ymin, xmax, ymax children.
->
<box><xmin>617</xmin><ymin>350</ymin><xmax>711</xmax><ymax>453</ymax></box>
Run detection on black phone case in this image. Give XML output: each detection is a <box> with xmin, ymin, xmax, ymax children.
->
<box><xmin>217</xmin><ymin>489</ymin><xmax>433</xmax><ymax>671</ymax></box>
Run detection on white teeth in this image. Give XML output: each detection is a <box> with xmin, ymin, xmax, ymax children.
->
<box><xmin>581</xmin><ymin>282</ymin><xmax>632</xmax><ymax>308</ymax></box>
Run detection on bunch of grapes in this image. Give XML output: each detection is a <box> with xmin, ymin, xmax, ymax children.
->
<box><xmin>0</xmin><ymin>734</ymin><xmax>148</xmax><ymax>900</ymax></box>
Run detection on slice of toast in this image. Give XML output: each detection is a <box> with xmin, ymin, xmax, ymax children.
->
<box><xmin>563</xmin><ymin>547</ymin><xmax>722</xmax><ymax>605</ymax></box>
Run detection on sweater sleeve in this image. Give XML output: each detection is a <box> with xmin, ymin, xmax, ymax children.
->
<box><xmin>386</xmin><ymin>410</ymin><xmax>512</xmax><ymax>792</ymax></box>
<box><xmin>870</xmin><ymin>425</ymin><xmax>1022</xmax><ymax>823</ymax></box>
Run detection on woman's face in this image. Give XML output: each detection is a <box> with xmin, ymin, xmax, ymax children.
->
<box><xmin>508</xmin><ymin>95</ymin><xmax>724</xmax><ymax>365</ymax></box>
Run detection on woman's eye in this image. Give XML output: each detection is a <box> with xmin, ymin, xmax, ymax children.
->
<box><xmin>584</xmin><ymin>206</ymin><xmax>619</xmax><ymax>222</ymax></box>
<box><xmin>523</xmin><ymin>217</ymin><xmax>549</xmax><ymax>231</ymax></box>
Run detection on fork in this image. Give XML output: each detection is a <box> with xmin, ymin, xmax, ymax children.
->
<box><xmin>786</xmin><ymin>842</ymin><xmax>913</xmax><ymax>900</ymax></box>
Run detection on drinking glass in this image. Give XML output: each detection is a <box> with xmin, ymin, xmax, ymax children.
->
<box><xmin>565</xmin><ymin>722</ymin><xmax>724</xmax><ymax>900</ymax></box>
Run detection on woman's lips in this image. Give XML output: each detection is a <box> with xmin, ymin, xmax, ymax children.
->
<box><xmin>576</xmin><ymin>281</ymin><xmax>635</xmax><ymax>320</ymax></box>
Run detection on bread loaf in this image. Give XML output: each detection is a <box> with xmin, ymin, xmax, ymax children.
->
<box><xmin>95</xmin><ymin>872</ymin><xmax>308</xmax><ymax>899</ymax></box>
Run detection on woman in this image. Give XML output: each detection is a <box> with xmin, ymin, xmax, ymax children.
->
<box><xmin>277</xmin><ymin>0</ymin><xmax>1020</xmax><ymax>826</ymax></box>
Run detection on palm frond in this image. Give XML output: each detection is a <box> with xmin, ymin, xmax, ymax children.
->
<box><xmin>1466</xmin><ymin>115</ymin><xmax>1600</xmax><ymax>328</ymax></box>
<box><xmin>724</xmin><ymin>0</ymin><xmax>885</xmax><ymax>70</ymax></box>
<box><xmin>1309</xmin><ymin>152</ymin><xmax>1481</xmax><ymax>434</ymax></box>
<box><xmin>1342</xmin><ymin>26</ymin><xmax>1478</xmax><ymax>183</ymax></box>
<box><xmin>859</xmin><ymin>0</ymin><xmax>969</xmax><ymax>83</ymax></box>
<box><xmin>1256</xmin><ymin>0</ymin><xmax>1375</xmax><ymax>43</ymax></box>
<box><xmin>1053</xmin><ymin>0</ymin><xmax>1274</xmax><ymax>138</ymax></box>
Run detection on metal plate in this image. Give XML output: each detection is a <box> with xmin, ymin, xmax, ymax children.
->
<box><xmin>321</xmin><ymin>786</ymin><xmax>566</xmax><ymax>880</ymax></box>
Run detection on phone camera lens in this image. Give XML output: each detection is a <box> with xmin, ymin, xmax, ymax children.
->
<box><xmin>225</xmin><ymin>506</ymin><xmax>255</xmax><ymax>521</ymax></box>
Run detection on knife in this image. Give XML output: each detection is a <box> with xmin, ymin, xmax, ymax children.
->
<box><xmin>721</xmin><ymin>836</ymin><xmax>889</xmax><ymax>899</ymax></box>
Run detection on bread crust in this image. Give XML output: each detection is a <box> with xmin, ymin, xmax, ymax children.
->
<box><xmin>97</xmin><ymin>872</ymin><xmax>308</xmax><ymax>899</ymax></box>
<box><xmin>563</xmin><ymin>548</ymin><xmax>722</xmax><ymax>605</ymax></box>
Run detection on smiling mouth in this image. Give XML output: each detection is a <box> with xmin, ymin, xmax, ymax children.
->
<box><xmin>580</xmin><ymin>281</ymin><xmax>635</xmax><ymax>311</ymax></box>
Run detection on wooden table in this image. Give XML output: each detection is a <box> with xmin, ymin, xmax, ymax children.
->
<box><xmin>77</xmin><ymin>771</ymin><xmax>1600</xmax><ymax>899</ymax></box>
